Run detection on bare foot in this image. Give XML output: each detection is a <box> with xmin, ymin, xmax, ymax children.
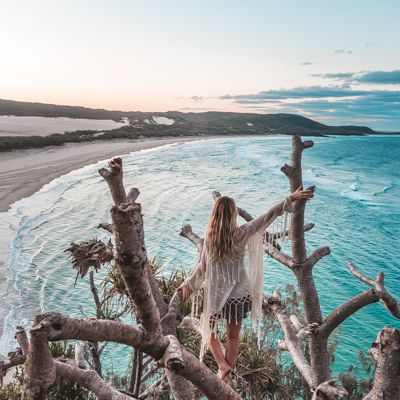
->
<box><xmin>217</xmin><ymin>365</ymin><xmax>232</xmax><ymax>383</ymax></box>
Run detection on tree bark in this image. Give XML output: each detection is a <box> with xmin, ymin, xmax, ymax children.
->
<box><xmin>312</xmin><ymin>380</ymin><xmax>348</xmax><ymax>399</ymax></box>
<box><xmin>23</xmin><ymin>324</ymin><xmax>56</xmax><ymax>400</ymax></box>
<box><xmin>281</xmin><ymin>135</ymin><xmax>330</xmax><ymax>385</ymax></box>
<box><xmin>365</xmin><ymin>328</ymin><xmax>400</xmax><ymax>400</ymax></box>
<box><xmin>55</xmin><ymin>361</ymin><xmax>133</xmax><ymax>400</ymax></box>
<box><xmin>319</xmin><ymin>263</ymin><xmax>400</xmax><ymax>339</ymax></box>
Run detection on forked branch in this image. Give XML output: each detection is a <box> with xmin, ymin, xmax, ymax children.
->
<box><xmin>319</xmin><ymin>262</ymin><xmax>400</xmax><ymax>339</ymax></box>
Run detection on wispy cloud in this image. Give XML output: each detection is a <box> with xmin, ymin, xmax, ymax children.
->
<box><xmin>334</xmin><ymin>49</ymin><xmax>353</xmax><ymax>55</ymax></box>
<box><xmin>220</xmin><ymin>85</ymin><xmax>366</xmax><ymax>102</ymax></box>
<box><xmin>219</xmin><ymin>85</ymin><xmax>400</xmax><ymax>130</ymax></box>
<box><xmin>190</xmin><ymin>96</ymin><xmax>203</xmax><ymax>101</ymax></box>
<box><xmin>313</xmin><ymin>70</ymin><xmax>400</xmax><ymax>85</ymax></box>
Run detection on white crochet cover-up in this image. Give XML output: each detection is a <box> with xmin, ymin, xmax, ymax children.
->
<box><xmin>185</xmin><ymin>196</ymin><xmax>294</xmax><ymax>360</ymax></box>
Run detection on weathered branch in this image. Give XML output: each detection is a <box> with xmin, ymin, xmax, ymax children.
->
<box><xmin>32</xmin><ymin>313</ymin><xmax>152</xmax><ymax>352</ymax></box>
<box><xmin>111</xmin><ymin>203</ymin><xmax>165</xmax><ymax>355</ymax></box>
<box><xmin>180</xmin><ymin>224</ymin><xmax>204</xmax><ymax>252</ymax></box>
<box><xmin>99</xmin><ymin>157</ymin><xmax>127</xmax><ymax>205</ymax></box>
<box><xmin>161</xmin><ymin>291</ymin><xmax>184</xmax><ymax>336</ymax></box>
<box><xmin>23</xmin><ymin>323</ymin><xmax>56</xmax><ymax>400</ymax></box>
<box><xmin>284</xmin><ymin>135</ymin><xmax>311</xmax><ymax>264</ymax></box>
<box><xmin>177</xmin><ymin>350</ymin><xmax>239</xmax><ymax>399</ymax></box>
<box><xmin>30</xmin><ymin>312</ymin><xmax>232</xmax><ymax>399</ymax></box>
<box><xmin>348</xmin><ymin>262</ymin><xmax>376</xmax><ymax>287</ymax></box>
<box><xmin>311</xmin><ymin>380</ymin><xmax>348</xmax><ymax>399</ymax></box>
<box><xmin>181</xmin><ymin>316</ymin><xmax>202</xmax><ymax>335</ymax></box>
<box><xmin>89</xmin><ymin>271</ymin><xmax>102</xmax><ymax>318</ymax></box>
<box><xmin>364</xmin><ymin>327</ymin><xmax>400</xmax><ymax>400</ymax></box>
<box><xmin>55</xmin><ymin>360</ymin><xmax>133</xmax><ymax>400</ymax></box>
<box><xmin>101</xmin><ymin>158</ymin><xmax>194</xmax><ymax>400</ymax></box>
<box><xmin>98</xmin><ymin>222</ymin><xmax>113</xmax><ymax>233</ymax></box>
<box><xmin>133</xmin><ymin>349</ymin><xmax>143</xmax><ymax>398</ymax></box>
<box><xmin>0</xmin><ymin>325</ymin><xmax>29</xmax><ymax>383</ymax></box>
<box><xmin>272</xmin><ymin>222</ymin><xmax>315</xmax><ymax>239</ymax></box>
<box><xmin>306</xmin><ymin>246</ymin><xmax>331</xmax><ymax>268</ymax></box>
<box><xmin>74</xmin><ymin>342</ymin><xmax>87</xmax><ymax>369</ymax></box>
<box><xmin>158</xmin><ymin>335</ymin><xmax>185</xmax><ymax>371</ymax></box>
<box><xmin>15</xmin><ymin>326</ymin><xmax>29</xmax><ymax>357</ymax></box>
<box><xmin>320</xmin><ymin>263</ymin><xmax>400</xmax><ymax>339</ymax></box>
<box><xmin>0</xmin><ymin>353</ymin><xmax>24</xmax><ymax>380</ymax></box>
<box><xmin>349</xmin><ymin>262</ymin><xmax>400</xmax><ymax>318</ymax></box>
<box><xmin>212</xmin><ymin>190</ymin><xmax>254</xmax><ymax>221</ymax></box>
<box><xmin>262</xmin><ymin>292</ymin><xmax>314</xmax><ymax>388</ymax></box>
<box><xmin>319</xmin><ymin>290</ymin><xmax>378</xmax><ymax>339</ymax></box>
<box><xmin>266</xmin><ymin>246</ymin><xmax>295</xmax><ymax>269</ymax></box>
<box><xmin>280</xmin><ymin>135</ymin><xmax>329</xmax><ymax>384</ymax></box>
<box><xmin>87</xmin><ymin>341</ymin><xmax>102</xmax><ymax>377</ymax></box>
<box><xmin>147</xmin><ymin>262</ymin><xmax>168</xmax><ymax>318</ymax></box>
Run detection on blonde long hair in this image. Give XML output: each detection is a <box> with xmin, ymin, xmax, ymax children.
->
<box><xmin>206</xmin><ymin>196</ymin><xmax>238</xmax><ymax>261</ymax></box>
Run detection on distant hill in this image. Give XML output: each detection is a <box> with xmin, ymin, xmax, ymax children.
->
<box><xmin>0</xmin><ymin>99</ymin><xmax>124</xmax><ymax>120</ymax></box>
<box><xmin>0</xmin><ymin>98</ymin><xmax>397</xmax><ymax>152</ymax></box>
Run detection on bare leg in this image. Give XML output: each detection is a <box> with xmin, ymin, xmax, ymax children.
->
<box><xmin>209</xmin><ymin>332</ymin><xmax>231</xmax><ymax>381</ymax></box>
<box><xmin>225</xmin><ymin>319</ymin><xmax>242</xmax><ymax>369</ymax></box>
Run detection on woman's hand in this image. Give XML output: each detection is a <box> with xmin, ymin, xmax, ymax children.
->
<box><xmin>177</xmin><ymin>283</ymin><xmax>191</xmax><ymax>303</ymax></box>
<box><xmin>290</xmin><ymin>185</ymin><xmax>315</xmax><ymax>201</ymax></box>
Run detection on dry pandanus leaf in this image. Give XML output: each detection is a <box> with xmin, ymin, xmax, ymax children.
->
<box><xmin>65</xmin><ymin>239</ymin><xmax>114</xmax><ymax>284</ymax></box>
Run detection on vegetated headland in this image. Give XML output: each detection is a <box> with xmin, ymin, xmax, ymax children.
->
<box><xmin>1</xmin><ymin>98</ymin><xmax>398</xmax><ymax>153</ymax></box>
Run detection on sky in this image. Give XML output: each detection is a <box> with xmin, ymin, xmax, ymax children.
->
<box><xmin>0</xmin><ymin>0</ymin><xmax>399</xmax><ymax>130</ymax></box>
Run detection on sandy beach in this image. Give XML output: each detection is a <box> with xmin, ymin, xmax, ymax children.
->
<box><xmin>0</xmin><ymin>136</ymin><xmax>208</xmax><ymax>212</ymax></box>
<box><xmin>0</xmin><ymin>135</ymin><xmax>213</xmax><ymax>348</ymax></box>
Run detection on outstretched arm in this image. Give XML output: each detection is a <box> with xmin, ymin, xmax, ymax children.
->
<box><xmin>241</xmin><ymin>186</ymin><xmax>314</xmax><ymax>236</ymax></box>
<box><xmin>178</xmin><ymin>245</ymin><xmax>207</xmax><ymax>302</ymax></box>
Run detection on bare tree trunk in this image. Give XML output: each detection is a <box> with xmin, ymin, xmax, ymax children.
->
<box><xmin>281</xmin><ymin>135</ymin><xmax>330</xmax><ymax>385</ymax></box>
<box><xmin>364</xmin><ymin>328</ymin><xmax>400</xmax><ymax>400</ymax></box>
<box><xmin>23</xmin><ymin>324</ymin><xmax>56</xmax><ymax>400</ymax></box>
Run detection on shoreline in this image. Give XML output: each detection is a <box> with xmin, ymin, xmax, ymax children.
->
<box><xmin>0</xmin><ymin>136</ymin><xmax>215</xmax><ymax>213</ymax></box>
<box><xmin>0</xmin><ymin>135</ymin><xmax>219</xmax><ymax>349</ymax></box>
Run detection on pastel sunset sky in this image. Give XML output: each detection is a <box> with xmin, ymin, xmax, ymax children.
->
<box><xmin>1</xmin><ymin>0</ymin><xmax>399</xmax><ymax>130</ymax></box>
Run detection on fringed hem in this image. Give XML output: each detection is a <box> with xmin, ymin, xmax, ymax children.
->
<box><xmin>198</xmin><ymin>296</ymin><xmax>252</xmax><ymax>361</ymax></box>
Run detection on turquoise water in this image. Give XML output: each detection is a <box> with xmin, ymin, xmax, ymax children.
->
<box><xmin>0</xmin><ymin>136</ymin><xmax>399</xmax><ymax>378</ymax></box>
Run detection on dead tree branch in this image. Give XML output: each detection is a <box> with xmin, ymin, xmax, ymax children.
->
<box><xmin>99</xmin><ymin>157</ymin><xmax>127</xmax><ymax>205</ymax></box>
<box><xmin>363</xmin><ymin>327</ymin><xmax>400</xmax><ymax>400</ymax></box>
<box><xmin>23</xmin><ymin>323</ymin><xmax>56</xmax><ymax>400</ymax></box>
<box><xmin>97</xmin><ymin>222</ymin><xmax>113</xmax><ymax>233</ymax></box>
<box><xmin>263</xmin><ymin>292</ymin><xmax>314</xmax><ymax>388</ymax></box>
<box><xmin>180</xmin><ymin>224</ymin><xmax>204</xmax><ymax>252</ymax></box>
<box><xmin>319</xmin><ymin>262</ymin><xmax>400</xmax><ymax>339</ymax></box>
<box><xmin>55</xmin><ymin>360</ymin><xmax>134</xmax><ymax>400</ymax></box>
<box><xmin>311</xmin><ymin>380</ymin><xmax>348</xmax><ymax>400</ymax></box>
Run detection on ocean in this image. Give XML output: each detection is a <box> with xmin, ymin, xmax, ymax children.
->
<box><xmin>0</xmin><ymin>135</ymin><xmax>399</xmax><ymax>378</ymax></box>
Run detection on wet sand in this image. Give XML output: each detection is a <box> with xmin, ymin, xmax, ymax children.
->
<box><xmin>0</xmin><ymin>136</ymin><xmax>208</xmax><ymax>212</ymax></box>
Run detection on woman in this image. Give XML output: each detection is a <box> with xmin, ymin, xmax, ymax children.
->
<box><xmin>178</xmin><ymin>186</ymin><xmax>314</xmax><ymax>382</ymax></box>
